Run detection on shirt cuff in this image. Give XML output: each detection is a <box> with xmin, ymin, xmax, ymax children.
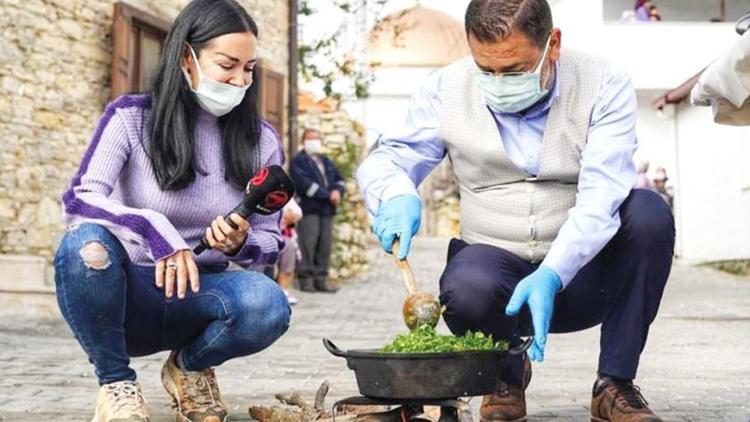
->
<box><xmin>381</xmin><ymin>175</ymin><xmax>420</xmax><ymax>204</ymax></box>
<box><xmin>540</xmin><ymin>245</ymin><xmax>581</xmax><ymax>289</ymax></box>
<box><xmin>366</xmin><ymin>179</ymin><xmax>421</xmax><ymax>220</ymax></box>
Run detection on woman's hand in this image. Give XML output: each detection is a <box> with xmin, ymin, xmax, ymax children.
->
<box><xmin>205</xmin><ymin>213</ymin><xmax>250</xmax><ymax>255</ymax></box>
<box><xmin>155</xmin><ymin>249</ymin><xmax>200</xmax><ymax>299</ymax></box>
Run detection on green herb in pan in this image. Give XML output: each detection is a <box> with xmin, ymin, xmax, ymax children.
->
<box><xmin>380</xmin><ymin>325</ymin><xmax>509</xmax><ymax>353</ymax></box>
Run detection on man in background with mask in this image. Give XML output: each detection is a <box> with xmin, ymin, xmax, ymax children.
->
<box><xmin>356</xmin><ymin>0</ymin><xmax>675</xmax><ymax>421</ymax></box>
<box><xmin>291</xmin><ymin>129</ymin><xmax>346</xmax><ymax>293</ymax></box>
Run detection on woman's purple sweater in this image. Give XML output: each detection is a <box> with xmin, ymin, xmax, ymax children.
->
<box><xmin>62</xmin><ymin>94</ymin><xmax>284</xmax><ymax>268</ymax></box>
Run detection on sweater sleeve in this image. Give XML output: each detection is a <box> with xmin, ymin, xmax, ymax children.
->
<box><xmin>61</xmin><ymin>106</ymin><xmax>189</xmax><ymax>262</ymax></box>
<box><xmin>229</xmin><ymin>131</ymin><xmax>286</xmax><ymax>267</ymax></box>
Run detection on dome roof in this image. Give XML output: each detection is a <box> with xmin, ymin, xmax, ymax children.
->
<box><xmin>367</xmin><ymin>6</ymin><xmax>469</xmax><ymax>68</ymax></box>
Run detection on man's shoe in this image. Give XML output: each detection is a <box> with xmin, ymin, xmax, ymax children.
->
<box><xmin>591</xmin><ymin>376</ymin><xmax>663</xmax><ymax>422</ymax></box>
<box><xmin>92</xmin><ymin>380</ymin><xmax>150</xmax><ymax>422</ymax></box>
<box><xmin>161</xmin><ymin>351</ymin><xmax>228</xmax><ymax>422</ymax></box>
<box><xmin>480</xmin><ymin>356</ymin><xmax>531</xmax><ymax>422</ymax></box>
<box><xmin>299</xmin><ymin>278</ymin><xmax>316</xmax><ymax>292</ymax></box>
<box><xmin>314</xmin><ymin>279</ymin><xmax>339</xmax><ymax>293</ymax></box>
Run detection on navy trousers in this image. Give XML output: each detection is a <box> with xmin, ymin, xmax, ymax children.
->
<box><xmin>439</xmin><ymin>189</ymin><xmax>675</xmax><ymax>382</ymax></box>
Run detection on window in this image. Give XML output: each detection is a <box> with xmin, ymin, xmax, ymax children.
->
<box><xmin>110</xmin><ymin>2</ymin><xmax>170</xmax><ymax>99</ymax></box>
<box><xmin>256</xmin><ymin>63</ymin><xmax>286</xmax><ymax>138</ymax></box>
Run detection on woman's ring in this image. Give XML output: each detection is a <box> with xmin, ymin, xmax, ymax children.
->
<box><xmin>166</xmin><ymin>261</ymin><xmax>178</xmax><ymax>270</ymax></box>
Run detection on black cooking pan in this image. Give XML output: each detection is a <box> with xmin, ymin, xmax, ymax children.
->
<box><xmin>323</xmin><ymin>337</ymin><xmax>532</xmax><ymax>400</ymax></box>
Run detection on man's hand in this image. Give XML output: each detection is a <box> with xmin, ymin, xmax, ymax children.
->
<box><xmin>155</xmin><ymin>249</ymin><xmax>200</xmax><ymax>299</ymax></box>
<box><xmin>505</xmin><ymin>265</ymin><xmax>562</xmax><ymax>362</ymax></box>
<box><xmin>373</xmin><ymin>194</ymin><xmax>422</xmax><ymax>260</ymax></box>
<box><xmin>330</xmin><ymin>190</ymin><xmax>342</xmax><ymax>207</ymax></box>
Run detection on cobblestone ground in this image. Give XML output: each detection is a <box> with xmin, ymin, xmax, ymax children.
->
<box><xmin>0</xmin><ymin>237</ymin><xmax>749</xmax><ymax>421</ymax></box>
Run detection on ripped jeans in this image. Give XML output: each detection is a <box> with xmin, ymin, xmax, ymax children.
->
<box><xmin>54</xmin><ymin>223</ymin><xmax>291</xmax><ymax>385</ymax></box>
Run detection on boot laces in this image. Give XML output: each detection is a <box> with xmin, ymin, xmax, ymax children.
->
<box><xmin>613</xmin><ymin>381</ymin><xmax>649</xmax><ymax>409</ymax></box>
<box><xmin>105</xmin><ymin>381</ymin><xmax>147</xmax><ymax>415</ymax></box>
<box><xmin>179</xmin><ymin>369</ymin><xmax>221</xmax><ymax>412</ymax></box>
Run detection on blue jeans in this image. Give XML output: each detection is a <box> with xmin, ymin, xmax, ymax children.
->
<box><xmin>54</xmin><ymin>223</ymin><xmax>291</xmax><ymax>385</ymax></box>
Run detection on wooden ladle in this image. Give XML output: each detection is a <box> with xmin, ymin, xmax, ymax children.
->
<box><xmin>392</xmin><ymin>239</ymin><xmax>442</xmax><ymax>330</ymax></box>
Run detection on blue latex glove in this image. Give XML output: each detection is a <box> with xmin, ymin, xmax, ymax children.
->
<box><xmin>505</xmin><ymin>265</ymin><xmax>562</xmax><ymax>362</ymax></box>
<box><xmin>373</xmin><ymin>194</ymin><xmax>422</xmax><ymax>260</ymax></box>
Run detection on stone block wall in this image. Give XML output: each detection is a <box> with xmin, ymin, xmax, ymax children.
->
<box><xmin>419</xmin><ymin>161</ymin><xmax>461</xmax><ymax>237</ymax></box>
<box><xmin>296</xmin><ymin>110</ymin><xmax>371</xmax><ymax>281</ymax></box>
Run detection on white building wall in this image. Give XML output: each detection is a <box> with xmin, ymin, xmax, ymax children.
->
<box><xmin>552</xmin><ymin>0</ymin><xmax>738</xmax><ymax>90</ymax></box>
<box><xmin>352</xmin><ymin>67</ymin><xmax>435</xmax><ymax>148</ymax></box>
<box><xmin>634</xmin><ymin>93</ymin><xmax>677</xmax><ymax>176</ymax></box>
<box><xmin>671</xmin><ymin>104</ymin><xmax>750</xmax><ymax>261</ymax></box>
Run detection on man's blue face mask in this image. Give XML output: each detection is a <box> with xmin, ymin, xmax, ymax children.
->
<box><xmin>472</xmin><ymin>36</ymin><xmax>552</xmax><ymax>114</ymax></box>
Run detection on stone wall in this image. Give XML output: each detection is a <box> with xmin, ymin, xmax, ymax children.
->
<box><xmin>419</xmin><ymin>161</ymin><xmax>461</xmax><ymax>237</ymax></box>
<box><xmin>296</xmin><ymin>109</ymin><xmax>371</xmax><ymax>281</ymax></box>
<box><xmin>0</xmin><ymin>0</ymin><xmax>289</xmax><ymax>301</ymax></box>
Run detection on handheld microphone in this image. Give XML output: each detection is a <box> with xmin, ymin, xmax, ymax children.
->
<box><xmin>193</xmin><ymin>165</ymin><xmax>296</xmax><ymax>255</ymax></box>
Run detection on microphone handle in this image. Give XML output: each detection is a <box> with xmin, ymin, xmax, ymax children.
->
<box><xmin>193</xmin><ymin>241</ymin><xmax>209</xmax><ymax>255</ymax></box>
<box><xmin>193</xmin><ymin>206</ymin><xmax>248</xmax><ymax>255</ymax></box>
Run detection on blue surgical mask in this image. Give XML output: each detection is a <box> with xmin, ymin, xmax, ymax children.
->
<box><xmin>182</xmin><ymin>44</ymin><xmax>252</xmax><ymax>117</ymax></box>
<box><xmin>473</xmin><ymin>36</ymin><xmax>552</xmax><ymax>114</ymax></box>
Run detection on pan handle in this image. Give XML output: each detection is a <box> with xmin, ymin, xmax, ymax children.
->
<box><xmin>507</xmin><ymin>336</ymin><xmax>533</xmax><ymax>356</ymax></box>
<box><xmin>322</xmin><ymin>338</ymin><xmax>347</xmax><ymax>358</ymax></box>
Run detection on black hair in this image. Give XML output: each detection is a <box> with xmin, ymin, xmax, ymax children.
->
<box><xmin>465</xmin><ymin>0</ymin><xmax>553</xmax><ymax>48</ymax></box>
<box><xmin>148</xmin><ymin>0</ymin><xmax>261</xmax><ymax>191</ymax></box>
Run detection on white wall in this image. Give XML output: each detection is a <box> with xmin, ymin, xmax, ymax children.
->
<box><xmin>350</xmin><ymin>67</ymin><xmax>435</xmax><ymax>148</ymax></box>
<box><xmin>671</xmin><ymin>104</ymin><xmax>750</xmax><ymax>261</ymax></box>
<box><xmin>635</xmin><ymin>92</ymin><xmax>677</xmax><ymax>173</ymax></box>
<box><xmin>552</xmin><ymin>0</ymin><xmax>738</xmax><ymax>89</ymax></box>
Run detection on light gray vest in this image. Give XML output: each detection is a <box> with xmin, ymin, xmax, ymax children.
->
<box><xmin>438</xmin><ymin>50</ymin><xmax>607</xmax><ymax>262</ymax></box>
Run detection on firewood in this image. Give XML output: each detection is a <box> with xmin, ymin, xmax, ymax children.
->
<box><xmin>314</xmin><ymin>380</ymin><xmax>330</xmax><ymax>411</ymax></box>
<box><xmin>275</xmin><ymin>392</ymin><xmax>310</xmax><ymax>409</ymax></box>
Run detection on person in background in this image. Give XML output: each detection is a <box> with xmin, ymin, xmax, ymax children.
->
<box><xmin>290</xmin><ymin>129</ymin><xmax>346</xmax><ymax>293</ymax></box>
<box><xmin>277</xmin><ymin>198</ymin><xmax>303</xmax><ymax>305</ymax></box>
<box><xmin>635</xmin><ymin>160</ymin><xmax>656</xmax><ymax>191</ymax></box>
<box><xmin>635</xmin><ymin>0</ymin><xmax>662</xmax><ymax>22</ymax></box>
<box><xmin>649</xmin><ymin>4</ymin><xmax>662</xmax><ymax>21</ymax></box>
<box><xmin>653</xmin><ymin>167</ymin><xmax>674</xmax><ymax>208</ymax></box>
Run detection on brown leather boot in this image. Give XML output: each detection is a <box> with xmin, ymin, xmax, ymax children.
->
<box><xmin>590</xmin><ymin>377</ymin><xmax>663</xmax><ymax>422</ymax></box>
<box><xmin>480</xmin><ymin>356</ymin><xmax>531</xmax><ymax>422</ymax></box>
